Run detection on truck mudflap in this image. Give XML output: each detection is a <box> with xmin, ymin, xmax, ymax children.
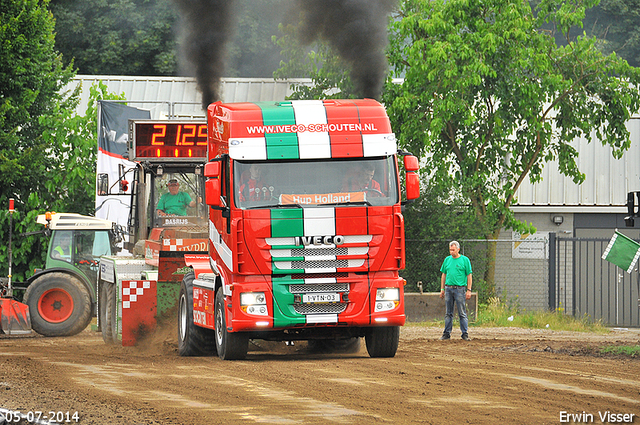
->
<box><xmin>0</xmin><ymin>298</ymin><xmax>32</xmax><ymax>335</ymax></box>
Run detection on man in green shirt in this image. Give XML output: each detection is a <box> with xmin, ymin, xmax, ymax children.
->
<box><xmin>157</xmin><ymin>179</ymin><xmax>196</xmax><ymax>216</ymax></box>
<box><xmin>439</xmin><ymin>240</ymin><xmax>473</xmax><ymax>341</ymax></box>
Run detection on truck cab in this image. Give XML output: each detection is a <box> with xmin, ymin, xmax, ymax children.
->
<box><xmin>179</xmin><ymin>99</ymin><xmax>420</xmax><ymax>360</ymax></box>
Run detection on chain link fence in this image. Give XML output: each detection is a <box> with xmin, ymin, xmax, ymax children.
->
<box><xmin>403</xmin><ymin>237</ymin><xmax>549</xmax><ymax>310</ymax></box>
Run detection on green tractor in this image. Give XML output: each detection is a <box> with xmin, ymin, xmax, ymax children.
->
<box><xmin>6</xmin><ymin>212</ymin><xmax>124</xmax><ymax>336</ymax></box>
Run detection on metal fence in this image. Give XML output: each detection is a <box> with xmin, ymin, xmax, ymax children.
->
<box><xmin>404</xmin><ymin>236</ymin><xmax>640</xmax><ymax>326</ymax></box>
<box><xmin>403</xmin><ymin>238</ymin><xmax>550</xmax><ymax>310</ymax></box>
<box><xmin>551</xmin><ymin>235</ymin><xmax>640</xmax><ymax>327</ymax></box>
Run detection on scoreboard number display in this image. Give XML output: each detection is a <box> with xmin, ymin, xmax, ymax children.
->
<box><xmin>129</xmin><ymin>120</ymin><xmax>207</xmax><ymax>161</ymax></box>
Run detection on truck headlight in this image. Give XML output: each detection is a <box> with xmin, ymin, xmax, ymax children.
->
<box><xmin>375</xmin><ymin>288</ymin><xmax>400</xmax><ymax>312</ymax></box>
<box><xmin>240</xmin><ymin>292</ymin><xmax>268</xmax><ymax>316</ymax></box>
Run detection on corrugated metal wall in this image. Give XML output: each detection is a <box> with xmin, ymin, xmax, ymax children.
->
<box><xmin>514</xmin><ymin>118</ymin><xmax>640</xmax><ymax>208</ymax></box>
<box><xmin>68</xmin><ymin>75</ymin><xmax>312</xmax><ymax>119</ymax></box>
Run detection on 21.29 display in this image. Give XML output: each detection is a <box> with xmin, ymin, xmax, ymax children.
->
<box><xmin>130</xmin><ymin>121</ymin><xmax>207</xmax><ymax>160</ymax></box>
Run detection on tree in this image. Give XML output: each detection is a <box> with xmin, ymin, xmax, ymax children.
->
<box><xmin>226</xmin><ymin>0</ymin><xmax>291</xmax><ymax>78</ymax></box>
<box><xmin>49</xmin><ymin>0</ymin><xmax>179</xmax><ymax>76</ymax></box>
<box><xmin>49</xmin><ymin>0</ymin><xmax>290</xmax><ymax>78</ymax></box>
<box><xmin>0</xmin><ymin>0</ymin><xmax>125</xmax><ymax>281</ymax></box>
<box><xmin>0</xmin><ymin>82</ymin><xmax>123</xmax><ymax>283</ymax></box>
<box><xmin>1</xmin><ymin>0</ymin><xmax>75</xmax><ymax>203</ymax></box>
<box><xmin>402</xmin><ymin>176</ymin><xmax>490</xmax><ymax>294</ymax></box>
<box><xmin>577</xmin><ymin>0</ymin><xmax>640</xmax><ymax>67</ymax></box>
<box><xmin>385</xmin><ymin>0</ymin><xmax>640</xmax><ymax>293</ymax></box>
<box><xmin>273</xmin><ymin>22</ymin><xmax>357</xmax><ymax>99</ymax></box>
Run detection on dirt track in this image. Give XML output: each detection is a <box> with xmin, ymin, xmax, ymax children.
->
<box><xmin>1</xmin><ymin>324</ymin><xmax>639</xmax><ymax>425</ymax></box>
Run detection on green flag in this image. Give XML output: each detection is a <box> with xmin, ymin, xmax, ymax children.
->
<box><xmin>602</xmin><ymin>231</ymin><xmax>640</xmax><ymax>273</ymax></box>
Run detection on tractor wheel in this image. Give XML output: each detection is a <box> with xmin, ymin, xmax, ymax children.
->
<box><xmin>365</xmin><ymin>326</ymin><xmax>400</xmax><ymax>358</ymax></box>
<box><xmin>99</xmin><ymin>281</ymin><xmax>118</xmax><ymax>344</ymax></box>
<box><xmin>177</xmin><ymin>272</ymin><xmax>216</xmax><ymax>356</ymax></box>
<box><xmin>23</xmin><ymin>272</ymin><xmax>92</xmax><ymax>337</ymax></box>
<box><xmin>214</xmin><ymin>287</ymin><xmax>248</xmax><ymax>360</ymax></box>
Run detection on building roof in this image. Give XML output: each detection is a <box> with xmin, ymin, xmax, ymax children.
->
<box><xmin>67</xmin><ymin>75</ymin><xmax>312</xmax><ymax>119</ymax></box>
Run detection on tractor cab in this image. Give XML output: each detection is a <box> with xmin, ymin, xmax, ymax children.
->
<box><xmin>37</xmin><ymin>213</ymin><xmax>124</xmax><ymax>293</ymax></box>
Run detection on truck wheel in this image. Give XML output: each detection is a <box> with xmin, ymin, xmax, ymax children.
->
<box><xmin>23</xmin><ymin>272</ymin><xmax>92</xmax><ymax>337</ymax></box>
<box><xmin>100</xmin><ymin>281</ymin><xmax>118</xmax><ymax>344</ymax></box>
<box><xmin>365</xmin><ymin>326</ymin><xmax>399</xmax><ymax>358</ymax></box>
<box><xmin>177</xmin><ymin>272</ymin><xmax>216</xmax><ymax>356</ymax></box>
<box><xmin>214</xmin><ymin>287</ymin><xmax>248</xmax><ymax>360</ymax></box>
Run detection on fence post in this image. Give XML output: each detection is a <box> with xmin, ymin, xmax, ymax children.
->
<box><xmin>548</xmin><ymin>232</ymin><xmax>556</xmax><ymax>311</ymax></box>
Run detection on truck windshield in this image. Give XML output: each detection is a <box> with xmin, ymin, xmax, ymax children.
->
<box><xmin>234</xmin><ymin>156</ymin><xmax>399</xmax><ymax>209</ymax></box>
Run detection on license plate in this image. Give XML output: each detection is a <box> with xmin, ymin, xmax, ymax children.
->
<box><xmin>302</xmin><ymin>293</ymin><xmax>340</xmax><ymax>303</ymax></box>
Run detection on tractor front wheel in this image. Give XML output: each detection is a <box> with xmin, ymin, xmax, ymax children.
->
<box><xmin>99</xmin><ymin>280</ymin><xmax>117</xmax><ymax>344</ymax></box>
<box><xmin>24</xmin><ymin>272</ymin><xmax>92</xmax><ymax>337</ymax></box>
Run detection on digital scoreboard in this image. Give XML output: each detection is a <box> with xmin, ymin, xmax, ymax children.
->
<box><xmin>128</xmin><ymin>120</ymin><xmax>207</xmax><ymax>161</ymax></box>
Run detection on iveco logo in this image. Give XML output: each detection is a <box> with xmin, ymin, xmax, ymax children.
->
<box><xmin>295</xmin><ymin>235</ymin><xmax>345</xmax><ymax>246</ymax></box>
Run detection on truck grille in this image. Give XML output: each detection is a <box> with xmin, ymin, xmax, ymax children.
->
<box><xmin>289</xmin><ymin>283</ymin><xmax>349</xmax><ymax>293</ymax></box>
<box><xmin>290</xmin><ymin>247</ymin><xmax>348</xmax><ymax>256</ymax></box>
<box><xmin>267</xmin><ymin>235</ymin><xmax>372</xmax><ymax>274</ymax></box>
<box><xmin>294</xmin><ymin>303</ymin><xmax>348</xmax><ymax>315</ymax></box>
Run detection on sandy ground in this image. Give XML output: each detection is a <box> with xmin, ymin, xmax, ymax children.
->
<box><xmin>0</xmin><ymin>324</ymin><xmax>639</xmax><ymax>425</ymax></box>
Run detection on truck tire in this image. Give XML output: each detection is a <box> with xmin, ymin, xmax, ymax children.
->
<box><xmin>23</xmin><ymin>272</ymin><xmax>92</xmax><ymax>337</ymax></box>
<box><xmin>214</xmin><ymin>287</ymin><xmax>248</xmax><ymax>360</ymax></box>
<box><xmin>365</xmin><ymin>326</ymin><xmax>400</xmax><ymax>358</ymax></box>
<box><xmin>177</xmin><ymin>272</ymin><xmax>216</xmax><ymax>356</ymax></box>
<box><xmin>100</xmin><ymin>281</ymin><xmax>118</xmax><ymax>344</ymax></box>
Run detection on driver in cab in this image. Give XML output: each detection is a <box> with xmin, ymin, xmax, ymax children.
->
<box><xmin>157</xmin><ymin>178</ymin><xmax>196</xmax><ymax>216</ymax></box>
<box><xmin>239</xmin><ymin>164</ymin><xmax>272</xmax><ymax>201</ymax></box>
<box><xmin>342</xmin><ymin>163</ymin><xmax>382</xmax><ymax>195</ymax></box>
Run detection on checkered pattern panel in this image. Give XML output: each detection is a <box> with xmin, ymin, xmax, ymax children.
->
<box><xmin>163</xmin><ymin>238</ymin><xmax>185</xmax><ymax>251</ymax></box>
<box><xmin>122</xmin><ymin>281</ymin><xmax>152</xmax><ymax>309</ymax></box>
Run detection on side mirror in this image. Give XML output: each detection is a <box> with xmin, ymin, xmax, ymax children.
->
<box><xmin>205</xmin><ymin>179</ymin><xmax>221</xmax><ymax>207</ymax></box>
<box><xmin>204</xmin><ymin>161</ymin><xmax>221</xmax><ymax>178</ymax></box>
<box><xmin>406</xmin><ymin>172</ymin><xmax>420</xmax><ymax>200</ymax></box>
<box><xmin>404</xmin><ymin>155</ymin><xmax>419</xmax><ymax>172</ymax></box>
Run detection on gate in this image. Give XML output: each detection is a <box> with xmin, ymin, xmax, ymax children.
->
<box><xmin>550</xmin><ymin>234</ymin><xmax>640</xmax><ymax>326</ymax></box>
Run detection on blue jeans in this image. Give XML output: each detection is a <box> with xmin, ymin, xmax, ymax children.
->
<box><xmin>444</xmin><ymin>286</ymin><xmax>468</xmax><ymax>335</ymax></box>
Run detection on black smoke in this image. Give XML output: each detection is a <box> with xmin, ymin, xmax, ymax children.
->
<box><xmin>295</xmin><ymin>0</ymin><xmax>398</xmax><ymax>100</ymax></box>
<box><xmin>174</xmin><ymin>0</ymin><xmax>397</xmax><ymax>106</ymax></box>
<box><xmin>173</xmin><ymin>0</ymin><xmax>235</xmax><ymax>108</ymax></box>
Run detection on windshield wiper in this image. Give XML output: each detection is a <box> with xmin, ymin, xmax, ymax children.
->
<box><xmin>244</xmin><ymin>203</ymin><xmax>303</xmax><ymax>210</ymax></box>
<box><xmin>323</xmin><ymin>201</ymin><xmax>372</xmax><ymax>207</ymax></box>
<box><xmin>270</xmin><ymin>203</ymin><xmax>304</xmax><ymax>209</ymax></box>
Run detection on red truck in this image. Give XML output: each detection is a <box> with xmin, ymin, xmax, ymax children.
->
<box><xmin>179</xmin><ymin>99</ymin><xmax>420</xmax><ymax>359</ymax></box>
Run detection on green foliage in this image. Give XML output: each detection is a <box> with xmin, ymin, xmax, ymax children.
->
<box><xmin>50</xmin><ymin>0</ymin><xmax>288</xmax><ymax>77</ymax></box>
<box><xmin>600</xmin><ymin>344</ymin><xmax>640</xmax><ymax>357</ymax></box>
<box><xmin>402</xmin><ymin>177</ymin><xmax>490</xmax><ymax>293</ymax></box>
<box><xmin>226</xmin><ymin>0</ymin><xmax>290</xmax><ymax>78</ymax></box>
<box><xmin>272</xmin><ymin>22</ymin><xmax>358</xmax><ymax>100</ymax></box>
<box><xmin>476</xmin><ymin>296</ymin><xmax>609</xmax><ymax>332</ymax></box>
<box><xmin>1</xmin><ymin>0</ymin><xmax>73</xmax><ymax>279</ymax></box>
<box><xmin>566</xmin><ymin>0</ymin><xmax>640</xmax><ymax>68</ymax></box>
<box><xmin>49</xmin><ymin>0</ymin><xmax>179</xmax><ymax>75</ymax></box>
<box><xmin>0</xmin><ymin>82</ymin><xmax>124</xmax><ymax>282</ymax></box>
<box><xmin>385</xmin><ymin>0</ymin><xmax>640</xmax><ymax>240</ymax></box>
